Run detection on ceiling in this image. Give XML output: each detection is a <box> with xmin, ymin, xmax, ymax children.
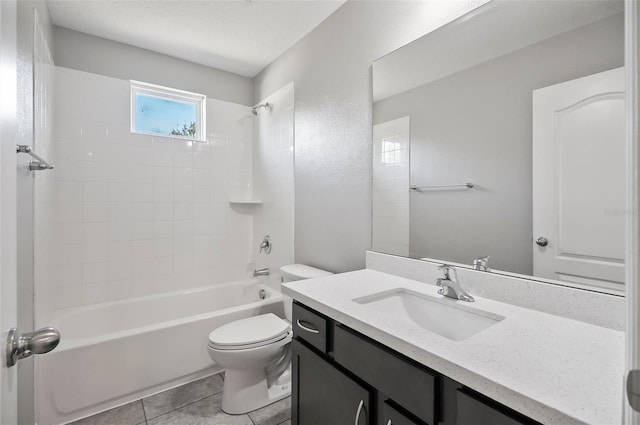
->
<box><xmin>47</xmin><ymin>0</ymin><xmax>346</xmax><ymax>78</ymax></box>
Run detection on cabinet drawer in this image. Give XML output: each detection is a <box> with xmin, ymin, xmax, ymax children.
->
<box><xmin>456</xmin><ymin>391</ymin><xmax>538</xmax><ymax>425</ymax></box>
<box><xmin>334</xmin><ymin>324</ymin><xmax>436</xmax><ymax>425</ymax></box>
<box><xmin>381</xmin><ymin>401</ymin><xmax>421</xmax><ymax>425</ymax></box>
<box><xmin>292</xmin><ymin>302</ymin><xmax>328</xmax><ymax>353</ymax></box>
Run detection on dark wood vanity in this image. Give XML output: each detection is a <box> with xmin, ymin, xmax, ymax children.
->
<box><xmin>291</xmin><ymin>301</ymin><xmax>540</xmax><ymax>425</ymax></box>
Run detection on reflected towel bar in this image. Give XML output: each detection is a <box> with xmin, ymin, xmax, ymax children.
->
<box><xmin>410</xmin><ymin>183</ymin><xmax>474</xmax><ymax>191</ymax></box>
<box><xmin>16</xmin><ymin>145</ymin><xmax>54</xmax><ymax>171</ymax></box>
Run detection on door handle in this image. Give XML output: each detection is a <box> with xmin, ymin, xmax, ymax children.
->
<box><xmin>354</xmin><ymin>399</ymin><xmax>365</xmax><ymax>425</ymax></box>
<box><xmin>6</xmin><ymin>327</ymin><xmax>60</xmax><ymax>367</ymax></box>
<box><xmin>535</xmin><ymin>237</ymin><xmax>549</xmax><ymax>247</ymax></box>
<box><xmin>628</xmin><ymin>370</ymin><xmax>640</xmax><ymax>412</ymax></box>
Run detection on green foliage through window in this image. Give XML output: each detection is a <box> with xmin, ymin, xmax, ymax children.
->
<box><xmin>170</xmin><ymin>121</ymin><xmax>197</xmax><ymax>137</ymax></box>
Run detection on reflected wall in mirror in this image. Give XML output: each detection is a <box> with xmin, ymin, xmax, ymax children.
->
<box><xmin>372</xmin><ymin>0</ymin><xmax>625</xmax><ymax>294</ymax></box>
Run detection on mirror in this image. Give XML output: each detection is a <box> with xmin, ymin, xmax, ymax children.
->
<box><xmin>372</xmin><ymin>0</ymin><xmax>625</xmax><ymax>294</ymax></box>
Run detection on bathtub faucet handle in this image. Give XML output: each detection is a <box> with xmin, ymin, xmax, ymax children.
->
<box><xmin>259</xmin><ymin>236</ymin><xmax>272</xmax><ymax>254</ymax></box>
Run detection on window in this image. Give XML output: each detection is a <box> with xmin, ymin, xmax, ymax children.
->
<box><xmin>131</xmin><ymin>81</ymin><xmax>206</xmax><ymax>141</ymax></box>
<box><xmin>381</xmin><ymin>137</ymin><xmax>402</xmax><ymax>164</ymax></box>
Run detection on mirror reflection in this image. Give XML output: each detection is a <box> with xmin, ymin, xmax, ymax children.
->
<box><xmin>372</xmin><ymin>0</ymin><xmax>625</xmax><ymax>293</ymax></box>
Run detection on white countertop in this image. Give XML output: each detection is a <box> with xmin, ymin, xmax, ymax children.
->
<box><xmin>282</xmin><ymin>269</ymin><xmax>625</xmax><ymax>425</ymax></box>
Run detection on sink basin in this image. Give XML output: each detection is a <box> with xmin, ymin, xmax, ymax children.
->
<box><xmin>352</xmin><ymin>288</ymin><xmax>504</xmax><ymax>341</ymax></box>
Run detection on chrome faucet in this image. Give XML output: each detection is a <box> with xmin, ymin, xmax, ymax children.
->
<box><xmin>253</xmin><ymin>268</ymin><xmax>270</xmax><ymax>277</ymax></box>
<box><xmin>436</xmin><ymin>265</ymin><xmax>474</xmax><ymax>302</ymax></box>
<box><xmin>473</xmin><ymin>255</ymin><xmax>490</xmax><ymax>272</ymax></box>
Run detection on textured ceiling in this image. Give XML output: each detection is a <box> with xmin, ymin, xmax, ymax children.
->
<box><xmin>47</xmin><ymin>0</ymin><xmax>346</xmax><ymax>77</ymax></box>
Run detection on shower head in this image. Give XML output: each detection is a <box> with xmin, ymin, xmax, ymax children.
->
<box><xmin>251</xmin><ymin>103</ymin><xmax>270</xmax><ymax>116</ymax></box>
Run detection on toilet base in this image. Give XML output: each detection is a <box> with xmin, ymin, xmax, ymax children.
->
<box><xmin>221</xmin><ymin>365</ymin><xmax>291</xmax><ymax>414</ymax></box>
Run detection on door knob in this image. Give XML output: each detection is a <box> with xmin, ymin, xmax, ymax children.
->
<box><xmin>535</xmin><ymin>237</ymin><xmax>549</xmax><ymax>247</ymax></box>
<box><xmin>6</xmin><ymin>327</ymin><xmax>60</xmax><ymax>367</ymax></box>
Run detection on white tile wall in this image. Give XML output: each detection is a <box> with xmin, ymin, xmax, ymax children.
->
<box><xmin>35</xmin><ymin>67</ymin><xmax>258</xmax><ymax>321</ymax></box>
<box><xmin>372</xmin><ymin>117</ymin><xmax>410</xmax><ymax>257</ymax></box>
<box><xmin>252</xmin><ymin>83</ymin><xmax>295</xmax><ymax>287</ymax></box>
<box><xmin>33</xmin><ymin>25</ymin><xmax>56</xmax><ymax>322</ymax></box>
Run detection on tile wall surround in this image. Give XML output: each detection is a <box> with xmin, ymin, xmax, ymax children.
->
<box><xmin>34</xmin><ymin>67</ymin><xmax>293</xmax><ymax>323</ymax></box>
<box><xmin>32</xmin><ymin>16</ymin><xmax>56</xmax><ymax>330</ymax></box>
<box><xmin>366</xmin><ymin>251</ymin><xmax>625</xmax><ymax>330</ymax></box>
<box><xmin>372</xmin><ymin>116</ymin><xmax>410</xmax><ymax>257</ymax></box>
<box><xmin>251</xmin><ymin>83</ymin><xmax>295</xmax><ymax>289</ymax></box>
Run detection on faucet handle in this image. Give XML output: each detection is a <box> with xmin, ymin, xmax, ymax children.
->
<box><xmin>437</xmin><ymin>264</ymin><xmax>453</xmax><ymax>279</ymax></box>
<box><xmin>259</xmin><ymin>235</ymin><xmax>272</xmax><ymax>254</ymax></box>
<box><xmin>473</xmin><ymin>255</ymin><xmax>490</xmax><ymax>271</ymax></box>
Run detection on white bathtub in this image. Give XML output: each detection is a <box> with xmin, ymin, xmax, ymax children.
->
<box><xmin>36</xmin><ymin>280</ymin><xmax>284</xmax><ymax>425</ymax></box>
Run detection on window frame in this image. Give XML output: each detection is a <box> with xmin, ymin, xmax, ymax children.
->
<box><xmin>130</xmin><ymin>80</ymin><xmax>206</xmax><ymax>142</ymax></box>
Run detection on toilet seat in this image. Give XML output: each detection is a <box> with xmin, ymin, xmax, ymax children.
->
<box><xmin>208</xmin><ymin>313</ymin><xmax>291</xmax><ymax>351</ymax></box>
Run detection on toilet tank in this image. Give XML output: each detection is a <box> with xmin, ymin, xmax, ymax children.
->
<box><xmin>280</xmin><ymin>264</ymin><xmax>333</xmax><ymax>320</ymax></box>
<box><xmin>281</xmin><ymin>264</ymin><xmax>333</xmax><ymax>283</ymax></box>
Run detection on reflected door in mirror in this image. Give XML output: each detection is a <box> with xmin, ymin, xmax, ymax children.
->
<box><xmin>533</xmin><ymin>67</ymin><xmax>625</xmax><ymax>292</ymax></box>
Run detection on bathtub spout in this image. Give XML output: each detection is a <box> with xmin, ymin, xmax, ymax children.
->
<box><xmin>253</xmin><ymin>268</ymin><xmax>270</xmax><ymax>277</ymax></box>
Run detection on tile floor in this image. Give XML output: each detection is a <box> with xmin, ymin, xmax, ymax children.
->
<box><xmin>70</xmin><ymin>373</ymin><xmax>291</xmax><ymax>425</ymax></box>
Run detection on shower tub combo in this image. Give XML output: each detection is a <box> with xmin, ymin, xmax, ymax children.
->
<box><xmin>36</xmin><ymin>280</ymin><xmax>283</xmax><ymax>425</ymax></box>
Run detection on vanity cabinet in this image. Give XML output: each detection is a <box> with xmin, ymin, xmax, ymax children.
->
<box><xmin>292</xmin><ymin>339</ymin><xmax>372</xmax><ymax>425</ymax></box>
<box><xmin>291</xmin><ymin>301</ymin><xmax>540</xmax><ymax>425</ymax></box>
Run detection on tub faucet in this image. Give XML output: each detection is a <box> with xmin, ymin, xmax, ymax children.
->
<box><xmin>436</xmin><ymin>265</ymin><xmax>474</xmax><ymax>302</ymax></box>
<box><xmin>253</xmin><ymin>268</ymin><xmax>270</xmax><ymax>277</ymax></box>
<box><xmin>473</xmin><ymin>255</ymin><xmax>490</xmax><ymax>272</ymax></box>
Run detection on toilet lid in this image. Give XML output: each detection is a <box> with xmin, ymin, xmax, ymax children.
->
<box><xmin>208</xmin><ymin>313</ymin><xmax>290</xmax><ymax>349</ymax></box>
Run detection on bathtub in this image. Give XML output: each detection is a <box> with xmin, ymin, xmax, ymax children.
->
<box><xmin>36</xmin><ymin>280</ymin><xmax>284</xmax><ymax>425</ymax></box>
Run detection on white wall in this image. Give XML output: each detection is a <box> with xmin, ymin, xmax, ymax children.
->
<box><xmin>251</xmin><ymin>83</ymin><xmax>295</xmax><ymax>286</ymax></box>
<box><xmin>254</xmin><ymin>1</ymin><xmax>483</xmax><ymax>273</ymax></box>
<box><xmin>373</xmin><ymin>14</ymin><xmax>624</xmax><ymax>275</ymax></box>
<box><xmin>35</xmin><ymin>67</ymin><xmax>255</xmax><ymax>321</ymax></box>
<box><xmin>53</xmin><ymin>26</ymin><xmax>253</xmax><ymax>106</ymax></box>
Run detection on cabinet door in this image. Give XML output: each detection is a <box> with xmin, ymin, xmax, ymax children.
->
<box><xmin>292</xmin><ymin>339</ymin><xmax>372</xmax><ymax>425</ymax></box>
<box><xmin>380</xmin><ymin>401</ymin><xmax>421</xmax><ymax>425</ymax></box>
<box><xmin>456</xmin><ymin>391</ymin><xmax>538</xmax><ymax>425</ymax></box>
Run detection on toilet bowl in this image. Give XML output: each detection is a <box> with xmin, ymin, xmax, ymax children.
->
<box><xmin>207</xmin><ymin>264</ymin><xmax>332</xmax><ymax>414</ymax></box>
<box><xmin>208</xmin><ymin>313</ymin><xmax>292</xmax><ymax>414</ymax></box>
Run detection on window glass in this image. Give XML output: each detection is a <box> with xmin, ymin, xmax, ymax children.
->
<box><xmin>131</xmin><ymin>81</ymin><xmax>205</xmax><ymax>141</ymax></box>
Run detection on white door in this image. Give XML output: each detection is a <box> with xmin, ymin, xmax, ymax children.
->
<box><xmin>0</xmin><ymin>0</ymin><xmax>19</xmax><ymax>423</ymax></box>
<box><xmin>533</xmin><ymin>67</ymin><xmax>625</xmax><ymax>293</ymax></box>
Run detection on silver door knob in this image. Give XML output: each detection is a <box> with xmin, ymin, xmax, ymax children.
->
<box><xmin>6</xmin><ymin>327</ymin><xmax>60</xmax><ymax>367</ymax></box>
<box><xmin>536</xmin><ymin>237</ymin><xmax>549</xmax><ymax>247</ymax></box>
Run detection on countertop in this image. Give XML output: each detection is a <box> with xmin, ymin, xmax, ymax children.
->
<box><xmin>282</xmin><ymin>269</ymin><xmax>625</xmax><ymax>425</ymax></box>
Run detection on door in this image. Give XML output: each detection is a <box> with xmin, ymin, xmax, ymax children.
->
<box><xmin>533</xmin><ymin>67</ymin><xmax>625</xmax><ymax>293</ymax></box>
<box><xmin>292</xmin><ymin>339</ymin><xmax>372</xmax><ymax>425</ymax></box>
<box><xmin>0</xmin><ymin>0</ymin><xmax>19</xmax><ymax>422</ymax></box>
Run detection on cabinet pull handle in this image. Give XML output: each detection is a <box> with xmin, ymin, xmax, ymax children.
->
<box><xmin>296</xmin><ymin>319</ymin><xmax>319</xmax><ymax>334</ymax></box>
<box><xmin>354</xmin><ymin>399</ymin><xmax>364</xmax><ymax>425</ymax></box>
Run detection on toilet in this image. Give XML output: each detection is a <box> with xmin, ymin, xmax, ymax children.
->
<box><xmin>207</xmin><ymin>264</ymin><xmax>333</xmax><ymax>414</ymax></box>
